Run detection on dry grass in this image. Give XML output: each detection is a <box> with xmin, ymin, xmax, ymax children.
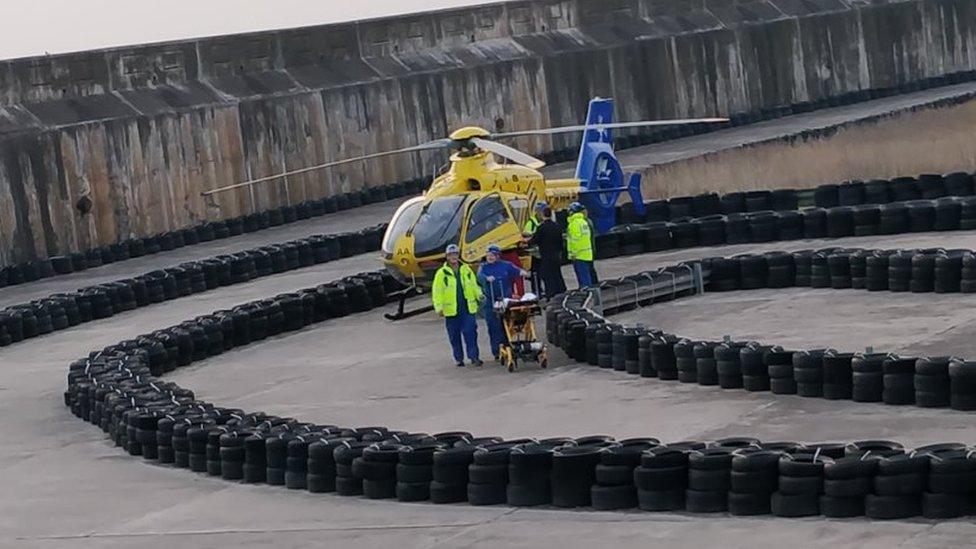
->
<box><xmin>639</xmin><ymin>100</ymin><xmax>976</xmax><ymax>199</ymax></box>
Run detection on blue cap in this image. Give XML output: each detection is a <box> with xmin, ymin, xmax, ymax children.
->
<box><xmin>568</xmin><ymin>201</ymin><xmax>584</xmax><ymax>213</ymax></box>
<box><xmin>534</xmin><ymin>201</ymin><xmax>548</xmax><ymax>211</ymax></box>
<box><xmin>445</xmin><ymin>244</ymin><xmax>460</xmax><ymax>255</ymax></box>
<box><xmin>487</xmin><ymin>244</ymin><xmax>502</xmax><ymax>255</ymax></box>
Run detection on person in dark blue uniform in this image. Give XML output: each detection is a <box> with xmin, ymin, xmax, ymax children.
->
<box><xmin>477</xmin><ymin>244</ymin><xmax>528</xmax><ymax>361</ymax></box>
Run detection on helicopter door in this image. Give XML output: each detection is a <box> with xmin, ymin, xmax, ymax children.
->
<box><xmin>462</xmin><ymin>194</ymin><xmax>519</xmax><ymax>261</ymax></box>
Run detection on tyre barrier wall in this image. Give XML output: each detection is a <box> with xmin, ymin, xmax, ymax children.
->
<box><xmin>550</xmin><ymin>246</ymin><xmax>976</xmax><ymax>413</ymax></box>
<box><xmin>61</xmin><ymin>248</ymin><xmax>976</xmax><ymax>521</ymax></box>
<box><xmin>601</xmin><ymin>189</ymin><xmax>976</xmax><ymax>260</ymax></box>
<box><xmin>0</xmin><ymin>224</ymin><xmax>388</xmax><ymax>348</ymax></box>
<box><xmin>0</xmin><ymin>179</ymin><xmax>423</xmax><ymax>288</ymax></box>
<box><xmin>614</xmin><ymin>169</ymin><xmax>976</xmax><ymax>229</ymax></box>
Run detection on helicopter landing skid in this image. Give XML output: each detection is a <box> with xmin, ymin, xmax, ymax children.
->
<box><xmin>384</xmin><ymin>286</ymin><xmax>434</xmax><ymax>321</ymax></box>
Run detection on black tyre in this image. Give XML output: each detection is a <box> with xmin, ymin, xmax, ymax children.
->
<box><xmin>591</xmin><ymin>484</ymin><xmax>637</xmax><ymax>510</ymax></box>
<box><xmin>770</xmin><ymin>491</ymin><xmax>819</xmax><ymax>517</ymax></box>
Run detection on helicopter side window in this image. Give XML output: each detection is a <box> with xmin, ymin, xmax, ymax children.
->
<box><xmin>508</xmin><ymin>198</ymin><xmax>528</xmax><ymax>228</ymax></box>
<box><xmin>465</xmin><ymin>194</ymin><xmax>509</xmax><ymax>244</ymax></box>
<box><xmin>382</xmin><ymin>198</ymin><xmax>424</xmax><ymax>254</ymax></box>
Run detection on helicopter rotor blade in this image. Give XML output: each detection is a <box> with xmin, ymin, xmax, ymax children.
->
<box><xmin>470</xmin><ymin>137</ymin><xmax>546</xmax><ymax>169</ymax></box>
<box><xmin>490</xmin><ymin>118</ymin><xmax>729</xmax><ymax>139</ymax></box>
<box><xmin>202</xmin><ymin>138</ymin><xmax>454</xmax><ymax>197</ymax></box>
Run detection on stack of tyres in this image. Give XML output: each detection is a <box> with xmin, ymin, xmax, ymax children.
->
<box><xmin>334</xmin><ymin>442</ymin><xmax>369</xmax><ymax>496</ymax></box>
<box><xmin>740</xmin><ymin>343</ymin><xmax>771</xmax><ymax>391</ymax></box>
<box><xmin>882</xmin><ymin>355</ymin><xmax>916</xmax><ymax>405</ymax></box>
<box><xmin>686</xmin><ymin>448</ymin><xmax>735</xmax><ymax>512</ymax></box>
<box><xmin>814</xmin><ymin>184</ymin><xmax>839</xmax><ymax>208</ymax></box>
<box><xmin>764</xmin><ymin>252</ymin><xmax>795</xmax><ymax>288</ymax></box>
<box><xmin>736</xmin><ymin>254</ymin><xmax>767</xmax><ymax>289</ymax></box>
<box><xmin>650</xmin><ymin>335</ymin><xmax>679</xmax><ymax>380</ymax></box>
<box><xmin>867</xmin><ymin>454</ymin><xmax>926</xmax><ymax>519</ymax></box>
<box><xmin>674</xmin><ymin>339</ymin><xmax>697</xmax><ymax>383</ymax></box>
<box><xmin>694</xmin><ymin>342</ymin><xmax>719</xmax><ymax>386</ymax></box>
<box><xmin>725</xmin><ymin>214</ymin><xmax>750</xmax><ymax>244</ymax></box>
<box><xmin>772</xmin><ymin>453</ymin><xmax>828</xmax><ymax>517</ymax></box>
<box><xmin>508</xmin><ymin>442</ymin><xmax>564</xmax><ymax>506</ymax></box>
<box><xmin>469</xmin><ymin>443</ymin><xmax>518</xmax><ymax>505</ymax></box>
<box><xmin>792</xmin><ymin>350</ymin><xmax>826</xmax><ymax>397</ymax></box>
<box><xmin>963</xmin><ymin>253</ymin><xmax>976</xmax><ymax>292</ymax></box>
<box><xmin>915</xmin><ymin>357</ymin><xmax>952</xmax><ymax>407</ymax></box>
<box><xmin>907</xmin><ymin>200</ymin><xmax>936</xmax><ymax>232</ymax></box>
<box><xmin>849</xmin><ymin>251</ymin><xmax>868</xmax><ymax>288</ymax></box>
<box><xmin>853</xmin><ymin>204</ymin><xmax>880</xmax><ymax>235</ymax></box>
<box><xmin>285</xmin><ymin>437</ymin><xmax>315</xmax><ymax>489</ymax></box>
<box><xmin>715</xmin><ymin>342</ymin><xmax>747</xmax><ymax>389</ymax></box>
<box><xmin>826</xmin><ymin>207</ymin><xmax>855</xmax><ymax>238</ymax></box>
<box><xmin>889</xmin><ymin>177</ymin><xmax>920</xmax><ymax>202</ymax></box>
<box><xmin>766</xmin><ymin>348</ymin><xmax>797</xmax><ymax>394</ymax></box>
<box><xmin>219</xmin><ymin>432</ymin><xmax>246</xmax><ymax>480</ymax></box>
<box><xmin>670</xmin><ymin>219</ymin><xmax>698</xmax><ymax>248</ymax></box>
<box><xmin>596</xmin><ymin>325</ymin><xmax>617</xmax><ymax>368</ymax></box>
<box><xmin>591</xmin><ymin>439</ymin><xmax>658</xmax><ymax>510</ymax></box>
<box><xmin>431</xmin><ymin>444</ymin><xmax>481</xmax><ymax>503</ymax></box>
<box><xmin>934</xmin><ymin>198</ymin><xmax>962</xmax><ymax>230</ymax></box>
<box><xmin>644</xmin><ymin>222</ymin><xmax>672</xmax><ymax>251</ymax></box>
<box><xmin>706</xmin><ymin>257</ymin><xmax>739</xmax><ymax>291</ymax></box>
<box><xmin>306</xmin><ymin>438</ymin><xmax>346</xmax><ymax>492</ymax></box>
<box><xmin>837</xmin><ymin>181</ymin><xmax>865</xmax><ymax>206</ymax></box>
<box><xmin>879</xmin><ymin>203</ymin><xmax>909</xmax><ymax>234</ymax></box>
<box><xmin>865</xmin><ymin>251</ymin><xmax>891</xmax><ymax>291</ymax></box>
<box><xmin>396</xmin><ymin>444</ymin><xmax>442</xmax><ymax>501</ymax></box>
<box><xmin>960</xmin><ymin>197</ymin><xmax>976</xmax><ymax>230</ymax></box>
<box><xmin>945</xmin><ymin>172</ymin><xmax>975</xmax><ymax>197</ymax></box>
<box><xmin>694</xmin><ymin>215</ymin><xmax>726</xmax><ymax>246</ymax></box>
<box><xmin>635</xmin><ymin>445</ymin><xmax>699</xmax><ymax>511</ymax></box>
<box><xmin>911</xmin><ymin>250</ymin><xmax>939</xmax><ymax>292</ymax></box>
<box><xmin>922</xmin><ymin>447</ymin><xmax>975</xmax><ymax>518</ymax></box>
<box><xmin>821</xmin><ymin>456</ymin><xmax>879</xmax><ymax>517</ymax></box>
<box><xmin>887</xmin><ymin>251</ymin><xmax>913</xmax><ymax>291</ymax></box>
<box><xmin>827</xmin><ymin>252</ymin><xmax>852</xmax><ymax>288</ymax></box>
<box><xmin>935</xmin><ymin>251</ymin><xmax>964</xmax><ymax>292</ymax></box>
<box><xmin>852</xmin><ymin>353</ymin><xmax>886</xmax><ymax>402</ymax></box>
<box><xmin>748</xmin><ymin>212</ymin><xmax>777</xmax><ymax>242</ymax></box>
<box><xmin>948</xmin><ymin>359</ymin><xmax>976</xmax><ymax>410</ymax></box>
<box><xmin>793</xmin><ymin>251</ymin><xmax>813</xmax><ymax>286</ymax></box>
<box><xmin>729</xmin><ymin>450</ymin><xmax>780</xmax><ymax>515</ymax></box>
<box><xmin>822</xmin><ymin>351</ymin><xmax>854</xmax><ymax>399</ymax></box>
<box><xmin>776</xmin><ymin>211</ymin><xmax>804</xmax><ymax>240</ymax></box>
<box><xmin>552</xmin><ymin>444</ymin><xmax>607</xmax><ymax>507</ymax></box>
<box><xmin>810</xmin><ymin>252</ymin><xmax>830</xmax><ymax>288</ymax></box>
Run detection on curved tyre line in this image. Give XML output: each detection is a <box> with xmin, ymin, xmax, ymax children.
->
<box><xmin>0</xmin><ymin>224</ymin><xmax>387</xmax><ymax>348</ymax></box>
<box><xmin>2</xmin><ymin>180</ymin><xmax>420</xmax><ymax>289</ymax></box>
<box><xmin>61</xmin><ymin>244</ymin><xmax>976</xmax><ymax>520</ymax></box>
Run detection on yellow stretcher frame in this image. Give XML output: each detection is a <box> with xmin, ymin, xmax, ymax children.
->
<box><xmin>495</xmin><ymin>299</ymin><xmax>548</xmax><ymax>373</ymax></box>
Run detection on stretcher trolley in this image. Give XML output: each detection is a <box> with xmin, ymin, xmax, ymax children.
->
<box><xmin>493</xmin><ymin>294</ymin><xmax>548</xmax><ymax>372</ymax></box>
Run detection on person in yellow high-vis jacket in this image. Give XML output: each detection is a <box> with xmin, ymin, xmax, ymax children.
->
<box><xmin>566</xmin><ymin>202</ymin><xmax>594</xmax><ymax>288</ymax></box>
<box><xmin>431</xmin><ymin>244</ymin><xmax>484</xmax><ymax>367</ymax></box>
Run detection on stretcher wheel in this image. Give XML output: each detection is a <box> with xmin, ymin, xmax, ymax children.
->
<box><xmin>500</xmin><ymin>345</ymin><xmax>517</xmax><ymax>372</ymax></box>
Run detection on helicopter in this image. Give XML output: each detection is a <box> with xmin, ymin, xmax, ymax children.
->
<box><xmin>206</xmin><ymin>98</ymin><xmax>726</xmax><ymax>318</ymax></box>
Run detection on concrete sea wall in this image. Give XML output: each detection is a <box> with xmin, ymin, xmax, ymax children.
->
<box><xmin>1</xmin><ymin>0</ymin><xmax>975</xmax><ymax>264</ymax></box>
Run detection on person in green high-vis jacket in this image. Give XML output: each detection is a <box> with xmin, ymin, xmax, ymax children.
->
<box><xmin>566</xmin><ymin>202</ymin><xmax>594</xmax><ymax>288</ymax></box>
<box><xmin>431</xmin><ymin>244</ymin><xmax>483</xmax><ymax>367</ymax></box>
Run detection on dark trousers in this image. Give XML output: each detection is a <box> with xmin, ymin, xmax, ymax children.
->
<box><xmin>539</xmin><ymin>259</ymin><xmax>567</xmax><ymax>297</ymax></box>
<box><xmin>445</xmin><ymin>312</ymin><xmax>479</xmax><ymax>362</ymax></box>
<box><xmin>484</xmin><ymin>308</ymin><xmax>506</xmax><ymax>357</ymax></box>
<box><xmin>573</xmin><ymin>260</ymin><xmax>594</xmax><ymax>288</ymax></box>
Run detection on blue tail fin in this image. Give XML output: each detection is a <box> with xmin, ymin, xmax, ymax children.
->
<box><xmin>574</xmin><ymin>98</ymin><xmax>644</xmax><ymax>233</ymax></box>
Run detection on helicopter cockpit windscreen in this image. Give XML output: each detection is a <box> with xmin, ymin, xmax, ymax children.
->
<box><xmin>411</xmin><ymin>195</ymin><xmax>468</xmax><ymax>258</ymax></box>
<box><xmin>382</xmin><ymin>197</ymin><xmax>424</xmax><ymax>254</ymax></box>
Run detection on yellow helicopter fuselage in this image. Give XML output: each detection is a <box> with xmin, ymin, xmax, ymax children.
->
<box><xmin>382</xmin><ymin>145</ymin><xmax>580</xmax><ymax>287</ymax></box>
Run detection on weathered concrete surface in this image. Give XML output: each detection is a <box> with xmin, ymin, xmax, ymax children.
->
<box><xmin>1</xmin><ymin>0</ymin><xmax>975</xmax><ymax>264</ymax></box>
<box><xmin>3</xmin><ymin>200</ymin><xmax>976</xmax><ymax>547</ymax></box>
<box><xmin>546</xmin><ymin>82</ymin><xmax>976</xmax><ymax>196</ymax></box>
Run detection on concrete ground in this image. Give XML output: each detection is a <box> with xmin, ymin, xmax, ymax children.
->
<box><xmin>3</xmin><ymin>199</ymin><xmax>976</xmax><ymax>547</ymax></box>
